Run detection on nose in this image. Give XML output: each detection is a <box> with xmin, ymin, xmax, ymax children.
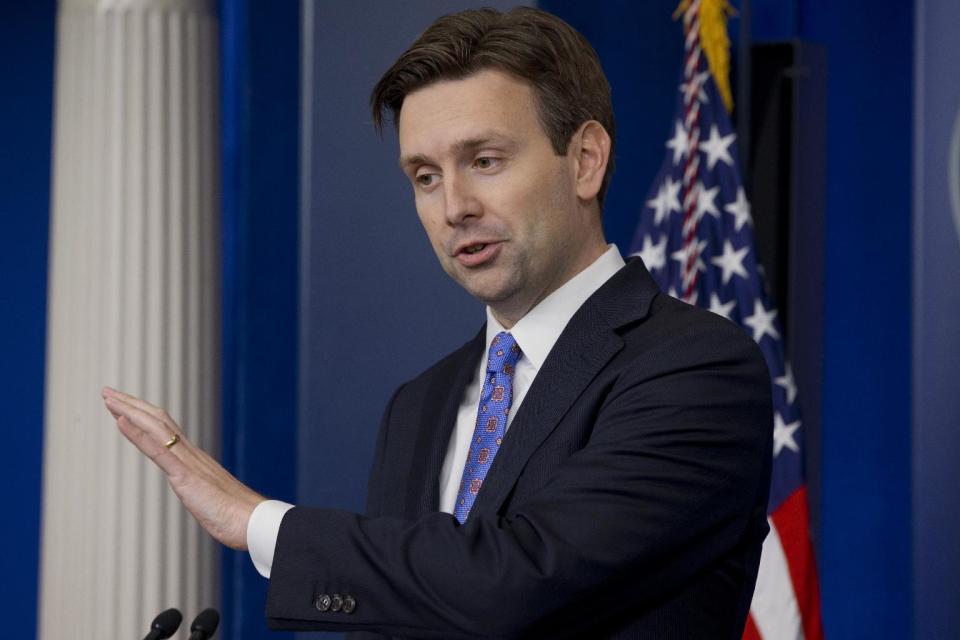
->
<box><xmin>443</xmin><ymin>173</ymin><xmax>481</xmax><ymax>225</ymax></box>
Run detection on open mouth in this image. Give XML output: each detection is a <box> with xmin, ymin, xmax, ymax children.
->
<box><xmin>456</xmin><ymin>241</ymin><xmax>501</xmax><ymax>266</ymax></box>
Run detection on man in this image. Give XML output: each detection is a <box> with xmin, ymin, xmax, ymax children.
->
<box><xmin>103</xmin><ymin>7</ymin><xmax>772</xmax><ymax>638</ymax></box>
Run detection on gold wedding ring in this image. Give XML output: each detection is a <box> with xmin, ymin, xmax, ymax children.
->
<box><xmin>163</xmin><ymin>433</ymin><xmax>180</xmax><ymax>449</ymax></box>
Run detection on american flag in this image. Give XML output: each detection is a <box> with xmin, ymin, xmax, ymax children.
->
<box><xmin>629</xmin><ymin>1</ymin><xmax>824</xmax><ymax>638</ymax></box>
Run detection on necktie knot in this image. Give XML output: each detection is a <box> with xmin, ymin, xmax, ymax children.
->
<box><xmin>487</xmin><ymin>332</ymin><xmax>522</xmax><ymax>373</ymax></box>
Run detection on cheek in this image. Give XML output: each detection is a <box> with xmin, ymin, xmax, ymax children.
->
<box><xmin>416</xmin><ymin>208</ymin><xmax>449</xmax><ymax>256</ymax></box>
<box><xmin>517</xmin><ymin>170</ymin><xmax>574</xmax><ymax>238</ymax></box>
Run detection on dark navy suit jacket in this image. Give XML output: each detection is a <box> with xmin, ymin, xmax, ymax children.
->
<box><xmin>265</xmin><ymin>259</ymin><xmax>773</xmax><ymax>638</ymax></box>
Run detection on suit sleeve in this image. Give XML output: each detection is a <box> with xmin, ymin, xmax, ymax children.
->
<box><xmin>265</xmin><ymin>319</ymin><xmax>772</xmax><ymax>638</ymax></box>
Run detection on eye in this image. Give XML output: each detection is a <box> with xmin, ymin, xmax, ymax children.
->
<box><xmin>473</xmin><ymin>156</ymin><xmax>500</xmax><ymax>170</ymax></box>
<box><xmin>415</xmin><ymin>171</ymin><xmax>439</xmax><ymax>188</ymax></box>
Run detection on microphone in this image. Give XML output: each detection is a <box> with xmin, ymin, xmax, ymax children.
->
<box><xmin>188</xmin><ymin>608</ymin><xmax>220</xmax><ymax>640</ymax></box>
<box><xmin>143</xmin><ymin>608</ymin><xmax>182</xmax><ymax>640</ymax></box>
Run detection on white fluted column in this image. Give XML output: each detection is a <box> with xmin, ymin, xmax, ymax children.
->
<box><xmin>40</xmin><ymin>1</ymin><xmax>220</xmax><ymax>638</ymax></box>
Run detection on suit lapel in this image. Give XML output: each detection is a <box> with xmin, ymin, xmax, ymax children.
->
<box><xmin>469</xmin><ymin>258</ymin><xmax>660</xmax><ymax>517</ymax></box>
<box><xmin>403</xmin><ymin>329</ymin><xmax>485</xmax><ymax>518</ymax></box>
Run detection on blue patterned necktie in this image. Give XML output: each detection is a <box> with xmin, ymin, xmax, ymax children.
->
<box><xmin>454</xmin><ymin>331</ymin><xmax>523</xmax><ymax>524</ymax></box>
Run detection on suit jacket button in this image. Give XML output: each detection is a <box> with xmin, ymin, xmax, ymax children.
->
<box><xmin>342</xmin><ymin>595</ymin><xmax>356</xmax><ymax>614</ymax></box>
<box><xmin>330</xmin><ymin>593</ymin><xmax>343</xmax><ymax>612</ymax></box>
<box><xmin>315</xmin><ymin>594</ymin><xmax>332</xmax><ymax>612</ymax></box>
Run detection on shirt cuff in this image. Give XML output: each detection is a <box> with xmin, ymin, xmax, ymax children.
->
<box><xmin>247</xmin><ymin>499</ymin><xmax>295</xmax><ymax>578</ymax></box>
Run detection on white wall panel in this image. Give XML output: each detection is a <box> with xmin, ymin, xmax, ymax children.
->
<box><xmin>40</xmin><ymin>1</ymin><xmax>219</xmax><ymax>638</ymax></box>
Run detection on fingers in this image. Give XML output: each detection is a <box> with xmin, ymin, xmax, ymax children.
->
<box><xmin>102</xmin><ymin>388</ymin><xmax>184</xmax><ymax>439</ymax></box>
<box><xmin>103</xmin><ymin>392</ymin><xmax>190</xmax><ymax>474</ymax></box>
<box><xmin>104</xmin><ymin>393</ymin><xmax>175</xmax><ymax>439</ymax></box>
<box><xmin>102</xmin><ymin>386</ymin><xmax>176</xmax><ymax>426</ymax></box>
<box><xmin>115</xmin><ymin>414</ymin><xmax>189</xmax><ymax>478</ymax></box>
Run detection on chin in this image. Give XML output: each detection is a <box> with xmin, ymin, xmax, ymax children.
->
<box><xmin>448</xmin><ymin>263</ymin><xmax>522</xmax><ymax>308</ymax></box>
<box><xmin>458</xmin><ymin>279</ymin><xmax>513</xmax><ymax>306</ymax></box>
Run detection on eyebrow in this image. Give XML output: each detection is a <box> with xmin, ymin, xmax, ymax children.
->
<box><xmin>398</xmin><ymin>132</ymin><xmax>517</xmax><ymax>171</ymax></box>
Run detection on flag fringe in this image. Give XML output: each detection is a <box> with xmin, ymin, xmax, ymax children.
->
<box><xmin>674</xmin><ymin>0</ymin><xmax>737</xmax><ymax>112</ymax></box>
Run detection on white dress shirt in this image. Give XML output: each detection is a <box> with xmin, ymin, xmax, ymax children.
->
<box><xmin>247</xmin><ymin>245</ymin><xmax>625</xmax><ymax>578</ymax></box>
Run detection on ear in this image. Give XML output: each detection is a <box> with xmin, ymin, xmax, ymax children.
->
<box><xmin>571</xmin><ymin>120</ymin><xmax>611</xmax><ymax>203</ymax></box>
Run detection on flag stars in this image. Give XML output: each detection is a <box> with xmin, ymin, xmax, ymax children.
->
<box><xmin>700</xmin><ymin>124</ymin><xmax>735</xmax><ymax>170</ymax></box>
<box><xmin>695</xmin><ymin>184</ymin><xmax>721</xmax><ymax>223</ymax></box>
<box><xmin>646</xmin><ymin>177</ymin><xmax>682</xmax><ymax>225</ymax></box>
<box><xmin>635</xmin><ymin>235</ymin><xmax>667</xmax><ymax>272</ymax></box>
<box><xmin>724</xmin><ymin>187</ymin><xmax>752</xmax><ymax>232</ymax></box>
<box><xmin>708</xmin><ymin>293</ymin><xmax>736</xmax><ymax>320</ymax></box>
<box><xmin>743</xmin><ymin>299</ymin><xmax>780</xmax><ymax>343</ymax></box>
<box><xmin>710</xmin><ymin>240</ymin><xmax>750</xmax><ymax>285</ymax></box>
<box><xmin>773</xmin><ymin>412</ymin><xmax>801</xmax><ymax>457</ymax></box>
<box><xmin>666</xmin><ymin>120</ymin><xmax>689</xmax><ymax>165</ymax></box>
<box><xmin>775</xmin><ymin>363</ymin><xmax>798</xmax><ymax>405</ymax></box>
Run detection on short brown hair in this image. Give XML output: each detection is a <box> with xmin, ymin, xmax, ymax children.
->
<box><xmin>370</xmin><ymin>7</ymin><xmax>616</xmax><ymax>208</ymax></box>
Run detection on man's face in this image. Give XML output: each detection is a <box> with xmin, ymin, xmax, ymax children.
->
<box><xmin>398</xmin><ymin>69</ymin><xmax>599</xmax><ymax>325</ymax></box>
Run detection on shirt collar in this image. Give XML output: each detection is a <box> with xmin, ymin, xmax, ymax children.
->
<box><xmin>484</xmin><ymin>244</ymin><xmax>625</xmax><ymax>370</ymax></box>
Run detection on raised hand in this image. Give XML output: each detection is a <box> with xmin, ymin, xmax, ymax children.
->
<box><xmin>101</xmin><ymin>386</ymin><xmax>264</xmax><ymax>549</ymax></box>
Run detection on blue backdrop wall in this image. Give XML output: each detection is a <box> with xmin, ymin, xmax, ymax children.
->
<box><xmin>0</xmin><ymin>3</ymin><xmax>55</xmax><ymax>639</ymax></box>
<box><xmin>219</xmin><ymin>0</ymin><xmax>300</xmax><ymax>638</ymax></box>
<box><xmin>913</xmin><ymin>0</ymin><xmax>960</xmax><ymax>635</ymax></box>
<box><xmin>791</xmin><ymin>3</ymin><xmax>914</xmax><ymax>637</ymax></box>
